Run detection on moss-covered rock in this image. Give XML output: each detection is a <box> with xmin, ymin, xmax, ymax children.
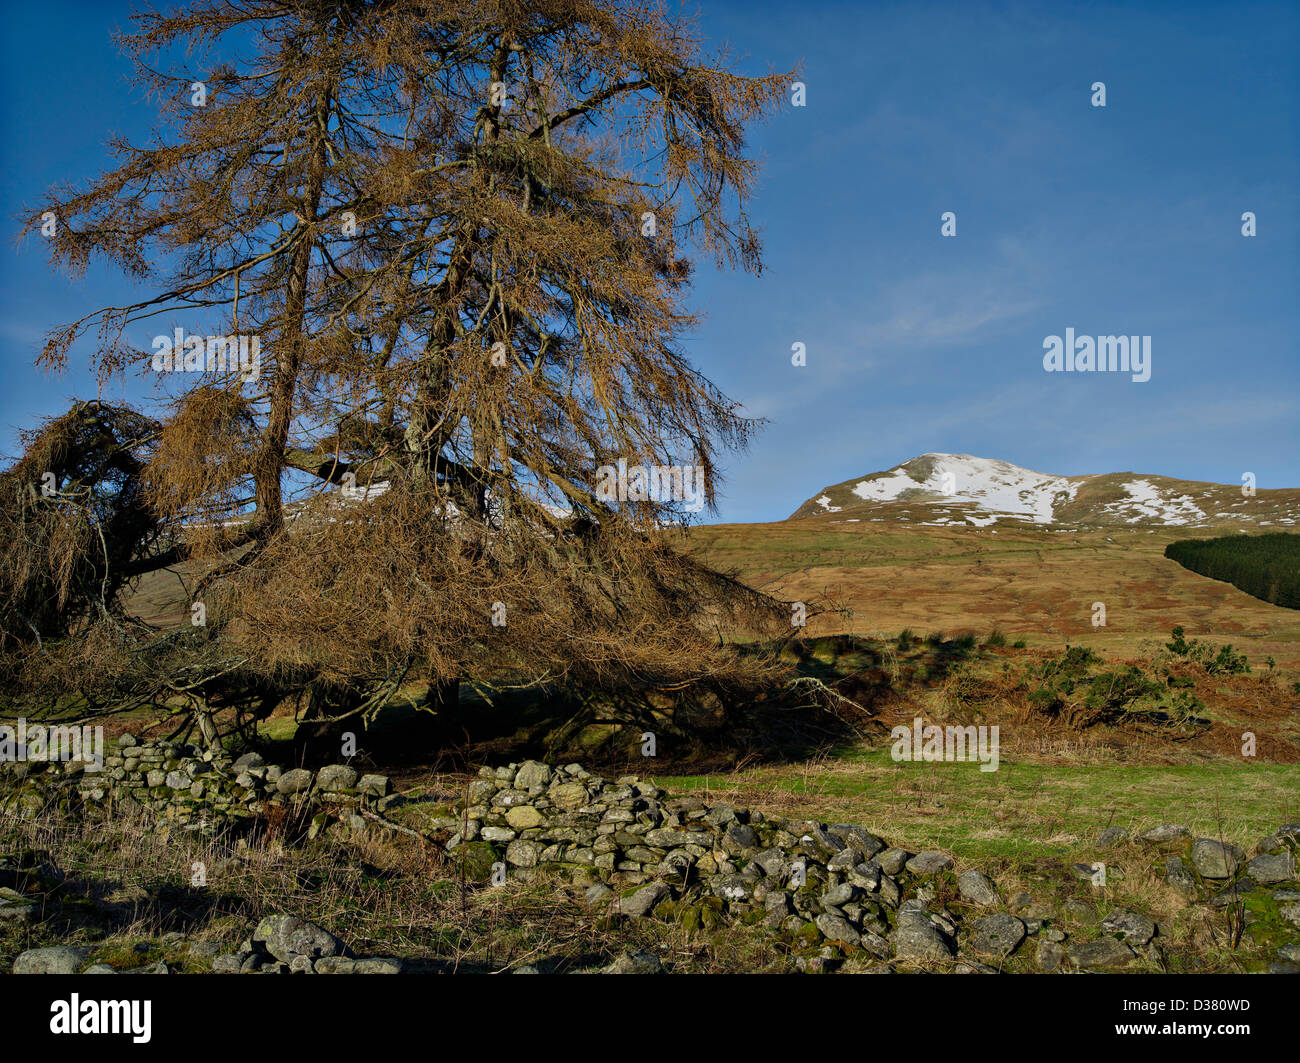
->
<box><xmin>453</xmin><ymin>840</ymin><xmax>500</xmax><ymax>881</ymax></box>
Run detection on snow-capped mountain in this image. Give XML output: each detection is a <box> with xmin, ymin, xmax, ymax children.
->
<box><xmin>791</xmin><ymin>453</ymin><xmax>1300</xmax><ymax>529</ymax></box>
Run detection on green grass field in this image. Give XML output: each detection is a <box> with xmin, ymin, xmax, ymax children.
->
<box><xmin>658</xmin><ymin>750</ymin><xmax>1298</xmax><ymax>862</ymax></box>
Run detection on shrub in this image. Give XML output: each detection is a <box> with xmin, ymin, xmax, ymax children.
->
<box><xmin>1026</xmin><ymin>644</ymin><xmax>1207</xmax><ymax>732</ymax></box>
<box><xmin>1164</xmin><ymin>626</ymin><xmax>1249</xmax><ymax>675</ymax></box>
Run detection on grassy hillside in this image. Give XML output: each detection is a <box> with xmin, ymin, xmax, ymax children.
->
<box><xmin>686</xmin><ymin>516</ymin><xmax>1300</xmax><ymax>669</ymax></box>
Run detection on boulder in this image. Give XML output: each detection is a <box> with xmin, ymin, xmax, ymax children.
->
<box><xmin>969</xmin><ymin>913</ymin><xmax>1026</xmax><ymax>958</ymax></box>
<box><xmin>905</xmin><ymin>851</ymin><xmax>954</xmax><ymax>875</ymax></box>
<box><xmin>891</xmin><ymin>910</ymin><xmax>955</xmax><ymax>962</ymax></box>
<box><xmin>14</xmin><ymin>946</ymin><xmax>92</xmax><ymax>974</ymax></box>
<box><xmin>548</xmin><ymin>782</ymin><xmax>588</xmax><ymax>811</ymax></box>
<box><xmin>357</xmin><ymin>774</ymin><xmax>390</xmax><ymax>797</ymax></box>
<box><xmin>1190</xmin><ymin>838</ymin><xmax>1245</xmax><ymax>880</ymax></box>
<box><xmin>252</xmin><ymin>914</ymin><xmax>347</xmax><ymax>963</ymax></box>
<box><xmin>316</xmin><ymin>765</ymin><xmax>358</xmax><ymax>792</ymax></box>
<box><xmin>1067</xmin><ymin>938</ymin><xmax>1135</xmax><ymax>969</ymax></box>
<box><xmin>618</xmin><ymin>881</ymin><xmax>669</xmax><ymax>918</ymax></box>
<box><xmin>276</xmin><ymin>768</ymin><xmax>315</xmax><ymax>795</ymax></box>
<box><xmin>1036</xmin><ymin>939</ymin><xmax>1066</xmax><ymax>971</ymax></box>
<box><xmin>514</xmin><ymin>761</ymin><xmax>553</xmax><ymax>791</ymax></box>
<box><xmin>816</xmin><ymin>912</ymin><xmax>861</xmax><ymax>945</ymax></box>
<box><xmin>1100</xmin><ymin>909</ymin><xmax>1156</xmax><ymax>947</ymax></box>
<box><xmin>1247</xmin><ymin>851</ymin><xmax>1295</xmax><ymax>885</ymax></box>
<box><xmin>505</xmin><ymin>840</ymin><xmax>542</xmax><ymax>868</ymax></box>
<box><xmin>505</xmin><ymin>805</ymin><xmax>545</xmax><ymax>830</ymax></box>
<box><xmin>957</xmin><ymin>870</ymin><xmax>999</xmax><ymax>906</ymax></box>
<box><xmin>1138</xmin><ymin>824</ymin><xmax>1191</xmax><ymax>847</ymax></box>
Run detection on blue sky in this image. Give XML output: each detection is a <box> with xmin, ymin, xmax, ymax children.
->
<box><xmin>2</xmin><ymin>0</ymin><xmax>1297</xmax><ymax>524</ymax></box>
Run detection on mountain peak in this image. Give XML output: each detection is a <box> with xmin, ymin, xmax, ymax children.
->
<box><xmin>791</xmin><ymin>454</ymin><xmax>1300</xmax><ymax>529</ymax></box>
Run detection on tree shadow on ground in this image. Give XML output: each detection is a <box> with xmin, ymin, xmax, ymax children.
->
<box><xmin>267</xmin><ymin>634</ymin><xmax>985</xmax><ymax>778</ymax></box>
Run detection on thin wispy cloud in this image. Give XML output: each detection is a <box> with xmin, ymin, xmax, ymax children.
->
<box><xmin>866</xmin><ymin>274</ymin><xmax>1041</xmax><ymax>350</ymax></box>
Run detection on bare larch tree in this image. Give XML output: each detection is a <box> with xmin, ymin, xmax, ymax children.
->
<box><xmin>3</xmin><ymin>0</ymin><xmax>804</xmax><ymax>751</ymax></box>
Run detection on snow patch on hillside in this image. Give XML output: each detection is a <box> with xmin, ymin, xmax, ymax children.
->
<box><xmin>1101</xmin><ymin>479</ymin><xmax>1205</xmax><ymax>526</ymax></box>
<box><xmin>849</xmin><ymin>453</ymin><xmax>1077</xmax><ymax>524</ymax></box>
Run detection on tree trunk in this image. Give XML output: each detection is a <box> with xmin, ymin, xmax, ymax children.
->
<box><xmin>252</xmin><ymin>86</ymin><xmax>330</xmax><ymax>539</ymax></box>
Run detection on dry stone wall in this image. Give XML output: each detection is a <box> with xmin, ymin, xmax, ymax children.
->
<box><xmin>3</xmin><ymin>745</ymin><xmax>1300</xmax><ymax>973</ymax></box>
<box><xmin>0</xmin><ymin>732</ymin><xmax>394</xmax><ymax>841</ymax></box>
<box><xmin>428</xmin><ymin>760</ymin><xmax>1300</xmax><ymax>972</ymax></box>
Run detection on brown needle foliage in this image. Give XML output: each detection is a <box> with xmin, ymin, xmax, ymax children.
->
<box><xmin>0</xmin><ymin>402</ymin><xmax>160</xmax><ymax>659</ymax></box>
<box><xmin>5</xmin><ymin>0</ymin><xmax>806</xmax><ymax>745</ymax></box>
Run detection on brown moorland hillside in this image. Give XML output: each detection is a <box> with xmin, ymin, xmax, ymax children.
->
<box><xmin>686</xmin><ymin>515</ymin><xmax>1300</xmax><ymax>669</ymax></box>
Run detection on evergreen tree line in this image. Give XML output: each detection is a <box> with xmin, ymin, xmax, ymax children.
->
<box><xmin>1164</xmin><ymin>533</ymin><xmax>1300</xmax><ymax>610</ymax></box>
